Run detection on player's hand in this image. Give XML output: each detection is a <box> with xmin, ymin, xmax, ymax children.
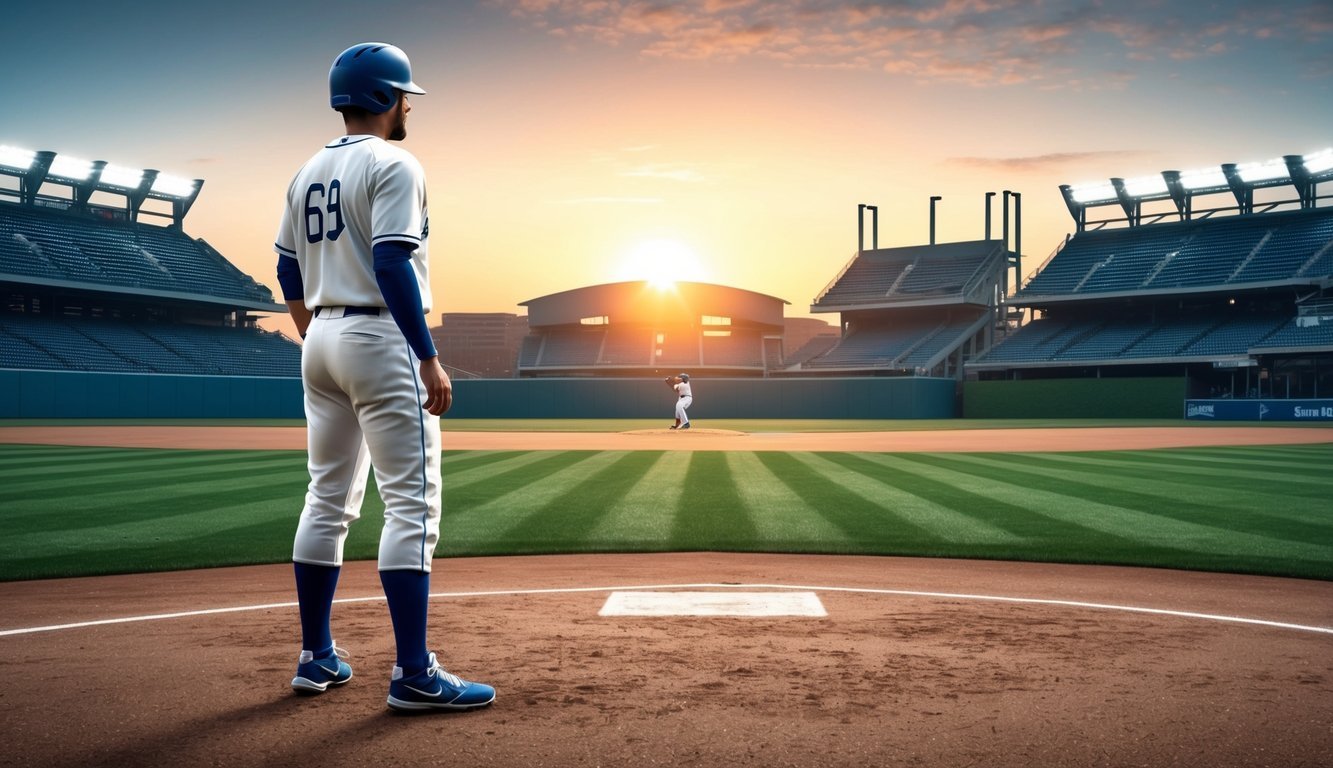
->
<box><xmin>419</xmin><ymin>357</ymin><xmax>452</xmax><ymax>416</ymax></box>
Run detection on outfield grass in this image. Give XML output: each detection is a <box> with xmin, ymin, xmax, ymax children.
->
<box><xmin>1</xmin><ymin>442</ymin><xmax>1330</xmax><ymax>582</ymax></box>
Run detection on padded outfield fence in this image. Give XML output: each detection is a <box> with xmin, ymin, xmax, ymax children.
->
<box><xmin>0</xmin><ymin>371</ymin><xmax>958</xmax><ymax>420</ymax></box>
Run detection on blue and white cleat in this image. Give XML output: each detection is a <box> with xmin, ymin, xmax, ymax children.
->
<box><xmin>291</xmin><ymin>644</ymin><xmax>353</xmax><ymax>693</ymax></box>
<box><xmin>387</xmin><ymin>652</ymin><xmax>495</xmax><ymax>712</ymax></box>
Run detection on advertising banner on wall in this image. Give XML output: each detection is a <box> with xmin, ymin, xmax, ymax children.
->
<box><xmin>1184</xmin><ymin>399</ymin><xmax>1333</xmax><ymax>421</ymax></box>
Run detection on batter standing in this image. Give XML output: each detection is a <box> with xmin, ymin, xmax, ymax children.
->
<box><xmin>274</xmin><ymin>42</ymin><xmax>493</xmax><ymax>712</ymax></box>
<box><xmin>667</xmin><ymin>373</ymin><xmax>693</xmax><ymax>429</ymax></box>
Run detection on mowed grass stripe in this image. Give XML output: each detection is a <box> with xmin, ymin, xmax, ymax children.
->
<box><xmin>445</xmin><ymin>451</ymin><xmax>628</xmax><ymax>548</ymax></box>
<box><xmin>0</xmin><ymin>445</ymin><xmax>170</xmax><ymax>468</ymax></box>
<box><xmin>496</xmin><ymin>452</ymin><xmax>665</xmax><ymax>550</ymax></box>
<box><xmin>588</xmin><ymin>451</ymin><xmax>692</xmax><ymax>545</ymax></box>
<box><xmin>4</xmin><ymin>457</ymin><xmax>310</xmax><ymax>502</ymax></box>
<box><xmin>444</xmin><ymin>450</ymin><xmax>574</xmax><ymax>490</ymax></box>
<box><xmin>4</xmin><ymin>495</ymin><xmax>298</xmax><ymax>554</ymax></box>
<box><xmin>822</xmin><ymin>452</ymin><xmax>1190</xmax><ymax>560</ymax></box>
<box><xmin>1077</xmin><ymin>448</ymin><xmax>1333</xmax><ymax>477</ymax></box>
<box><xmin>1</xmin><ymin>468</ymin><xmax>309</xmax><ymax>534</ymax></box>
<box><xmin>755</xmin><ymin>452</ymin><xmax>939</xmax><ymax>547</ymax></box>
<box><xmin>671</xmin><ymin>452</ymin><xmax>758</xmax><ymax>549</ymax></box>
<box><xmin>3</xmin><ymin>514</ymin><xmax>304</xmax><ymax>579</ymax></box>
<box><xmin>791</xmin><ymin>452</ymin><xmax>1021</xmax><ymax>545</ymax></box>
<box><xmin>939</xmin><ymin>452</ymin><xmax>1333</xmax><ymax>544</ymax></box>
<box><xmin>1012</xmin><ymin>452</ymin><xmax>1333</xmax><ymax>507</ymax></box>
<box><xmin>724</xmin><ymin>452</ymin><xmax>850</xmax><ymax>548</ymax></box>
<box><xmin>444</xmin><ymin>451</ymin><xmax>597</xmax><ymax>501</ymax></box>
<box><xmin>0</xmin><ymin>449</ymin><xmax>300</xmax><ymax>485</ymax></box>
<box><xmin>892</xmin><ymin>453</ymin><xmax>1333</xmax><ymax>562</ymax></box>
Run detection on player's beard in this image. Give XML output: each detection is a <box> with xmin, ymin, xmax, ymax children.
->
<box><xmin>389</xmin><ymin>102</ymin><xmax>408</xmax><ymax>141</ymax></box>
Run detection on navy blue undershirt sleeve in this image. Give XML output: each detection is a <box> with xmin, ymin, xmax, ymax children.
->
<box><xmin>373</xmin><ymin>241</ymin><xmax>438</xmax><ymax>360</ymax></box>
<box><xmin>275</xmin><ymin>254</ymin><xmax>304</xmax><ymax>301</ymax></box>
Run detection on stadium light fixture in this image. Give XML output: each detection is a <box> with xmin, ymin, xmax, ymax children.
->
<box><xmin>1236</xmin><ymin>157</ymin><xmax>1289</xmax><ymax>183</ymax></box>
<box><xmin>1179</xmin><ymin>166</ymin><xmax>1228</xmax><ymax>191</ymax></box>
<box><xmin>0</xmin><ymin>145</ymin><xmax>36</xmax><ymax>171</ymax></box>
<box><xmin>150</xmin><ymin>173</ymin><xmax>195</xmax><ymax>198</ymax></box>
<box><xmin>1123</xmin><ymin>174</ymin><xmax>1168</xmax><ymax>198</ymax></box>
<box><xmin>100</xmin><ymin>163</ymin><xmax>145</xmax><ymax>189</ymax></box>
<box><xmin>1303</xmin><ymin>148</ymin><xmax>1333</xmax><ymax>175</ymax></box>
<box><xmin>1069</xmin><ymin>182</ymin><xmax>1117</xmax><ymax>204</ymax></box>
<box><xmin>48</xmin><ymin>154</ymin><xmax>94</xmax><ymax>181</ymax></box>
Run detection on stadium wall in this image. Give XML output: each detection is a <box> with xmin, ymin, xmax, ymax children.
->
<box><xmin>449</xmin><ymin>377</ymin><xmax>956</xmax><ymax>419</ymax></box>
<box><xmin>962</xmin><ymin>377</ymin><xmax>1187</xmax><ymax>419</ymax></box>
<box><xmin>0</xmin><ymin>370</ymin><xmax>303</xmax><ymax>419</ymax></box>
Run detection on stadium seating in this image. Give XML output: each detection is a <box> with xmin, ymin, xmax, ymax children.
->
<box><xmin>783</xmin><ymin>334</ymin><xmax>838</xmax><ymax>367</ymax></box>
<box><xmin>701</xmin><ymin>330</ymin><xmax>763</xmax><ymax>368</ymax></box>
<box><xmin>517</xmin><ymin>335</ymin><xmax>543</xmax><ymax>367</ymax></box>
<box><xmin>534</xmin><ymin>328</ymin><xmax>604</xmax><ymax>366</ymax></box>
<box><xmin>1180</xmin><ymin>314</ymin><xmax>1287</xmax><ymax>356</ymax></box>
<box><xmin>1256</xmin><ymin>318</ymin><xmax>1333</xmax><ymax>349</ymax></box>
<box><xmin>0</xmin><ymin>203</ymin><xmax>274</xmax><ymax>304</ymax></box>
<box><xmin>804</xmin><ymin>316</ymin><xmax>944</xmax><ymax>368</ymax></box>
<box><xmin>813</xmin><ymin>244</ymin><xmax>998</xmax><ymax>309</ymax></box>
<box><xmin>898</xmin><ymin>315</ymin><xmax>986</xmax><ymax>367</ymax></box>
<box><xmin>1120</xmin><ymin>317</ymin><xmax>1222</xmax><ymax>358</ymax></box>
<box><xmin>599</xmin><ymin>327</ymin><xmax>652</xmax><ymax>365</ymax></box>
<box><xmin>975</xmin><ymin>311</ymin><xmax>1302</xmax><ymax>365</ymax></box>
<box><xmin>0</xmin><ymin>313</ymin><xmax>300</xmax><ymax>376</ymax></box>
<box><xmin>1019</xmin><ymin>209</ymin><xmax>1333</xmax><ymax>298</ymax></box>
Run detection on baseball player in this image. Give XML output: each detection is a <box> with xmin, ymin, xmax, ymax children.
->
<box><xmin>666</xmin><ymin>372</ymin><xmax>692</xmax><ymax>429</ymax></box>
<box><xmin>274</xmin><ymin>42</ymin><xmax>493</xmax><ymax>712</ymax></box>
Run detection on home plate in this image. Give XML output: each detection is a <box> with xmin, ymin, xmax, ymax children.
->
<box><xmin>599</xmin><ymin>591</ymin><xmax>826</xmax><ymax>617</ymax></box>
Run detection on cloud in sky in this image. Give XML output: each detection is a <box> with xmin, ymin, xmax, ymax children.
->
<box><xmin>499</xmin><ymin>0</ymin><xmax>1333</xmax><ymax>86</ymax></box>
<box><xmin>619</xmin><ymin>163</ymin><xmax>708</xmax><ymax>183</ymax></box>
<box><xmin>948</xmin><ymin>150</ymin><xmax>1149</xmax><ymax>173</ymax></box>
<box><xmin>557</xmin><ymin>196</ymin><xmax>664</xmax><ymax>204</ymax></box>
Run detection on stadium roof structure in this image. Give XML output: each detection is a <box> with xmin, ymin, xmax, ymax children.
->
<box><xmin>1060</xmin><ymin>148</ymin><xmax>1333</xmax><ymax>232</ymax></box>
<box><xmin>520</xmin><ymin>280</ymin><xmax>788</xmax><ymax>328</ymax></box>
<box><xmin>0</xmin><ymin>145</ymin><xmax>202</xmax><ymax>228</ymax></box>
<box><xmin>0</xmin><ymin>145</ymin><xmax>280</xmax><ymax>312</ymax></box>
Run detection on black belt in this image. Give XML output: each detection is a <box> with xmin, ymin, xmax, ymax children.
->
<box><xmin>316</xmin><ymin>306</ymin><xmax>383</xmax><ymax>317</ymax></box>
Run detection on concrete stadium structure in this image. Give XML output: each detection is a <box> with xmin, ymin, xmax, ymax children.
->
<box><xmin>517</xmin><ymin>280</ymin><xmax>788</xmax><ymax>377</ymax></box>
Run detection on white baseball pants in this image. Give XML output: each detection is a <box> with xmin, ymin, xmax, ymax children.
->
<box><xmin>676</xmin><ymin>395</ymin><xmax>692</xmax><ymax>425</ymax></box>
<box><xmin>293</xmin><ymin>311</ymin><xmax>441</xmax><ymax>572</ymax></box>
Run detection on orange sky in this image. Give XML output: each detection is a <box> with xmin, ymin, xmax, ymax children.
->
<box><xmin>2</xmin><ymin>1</ymin><xmax>1330</xmax><ymax>340</ymax></box>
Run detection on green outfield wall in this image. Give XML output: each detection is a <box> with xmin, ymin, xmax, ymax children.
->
<box><xmin>0</xmin><ymin>371</ymin><xmax>957</xmax><ymax>419</ymax></box>
<box><xmin>0</xmin><ymin>370</ymin><xmax>304</xmax><ymax>419</ymax></box>
<box><xmin>962</xmin><ymin>377</ymin><xmax>1187</xmax><ymax>418</ymax></box>
<box><xmin>450</xmin><ymin>376</ymin><xmax>956</xmax><ymax>419</ymax></box>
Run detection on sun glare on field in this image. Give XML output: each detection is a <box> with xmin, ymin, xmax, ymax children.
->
<box><xmin>616</xmin><ymin>239</ymin><xmax>710</xmax><ymax>290</ymax></box>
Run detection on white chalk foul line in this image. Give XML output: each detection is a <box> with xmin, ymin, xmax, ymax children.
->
<box><xmin>1</xmin><ymin>582</ymin><xmax>1330</xmax><ymax>637</ymax></box>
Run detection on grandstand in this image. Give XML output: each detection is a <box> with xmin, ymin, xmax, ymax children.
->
<box><xmin>798</xmin><ymin>236</ymin><xmax>1010</xmax><ymax>377</ymax></box>
<box><xmin>968</xmin><ymin>149</ymin><xmax>1333</xmax><ymax>403</ymax></box>
<box><xmin>516</xmin><ymin>280</ymin><xmax>787</xmax><ymax>377</ymax></box>
<box><xmin>1</xmin><ymin>145</ymin><xmax>298</xmax><ymax>400</ymax></box>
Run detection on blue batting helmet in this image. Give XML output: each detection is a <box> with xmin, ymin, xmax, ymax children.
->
<box><xmin>329</xmin><ymin>43</ymin><xmax>425</xmax><ymax>114</ymax></box>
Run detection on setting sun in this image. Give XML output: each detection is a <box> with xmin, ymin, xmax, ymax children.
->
<box><xmin>615</xmin><ymin>239</ymin><xmax>711</xmax><ymax>289</ymax></box>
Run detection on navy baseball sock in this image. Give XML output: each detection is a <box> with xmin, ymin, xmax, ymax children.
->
<box><xmin>293</xmin><ymin>562</ymin><xmax>340</xmax><ymax>657</ymax></box>
<box><xmin>380</xmin><ymin>569</ymin><xmax>431</xmax><ymax>675</ymax></box>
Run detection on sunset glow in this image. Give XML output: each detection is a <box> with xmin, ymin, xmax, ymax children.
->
<box><xmin>616</xmin><ymin>239</ymin><xmax>711</xmax><ymax>290</ymax></box>
<box><xmin>1</xmin><ymin>1</ymin><xmax>1328</xmax><ymax>343</ymax></box>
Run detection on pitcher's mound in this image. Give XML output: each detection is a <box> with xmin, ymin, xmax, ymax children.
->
<box><xmin>621</xmin><ymin>428</ymin><xmax>748</xmax><ymax>436</ymax></box>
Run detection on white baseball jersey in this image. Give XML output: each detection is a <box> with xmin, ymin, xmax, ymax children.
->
<box><xmin>275</xmin><ymin>134</ymin><xmax>432</xmax><ymax>312</ymax></box>
<box><xmin>281</xmin><ymin>133</ymin><xmax>442</xmax><ymax>573</ymax></box>
<box><xmin>674</xmin><ymin>381</ymin><xmax>692</xmax><ymax>399</ymax></box>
